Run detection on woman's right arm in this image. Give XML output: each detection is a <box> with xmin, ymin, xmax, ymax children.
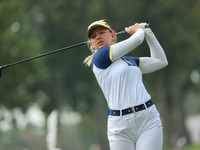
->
<box><xmin>111</xmin><ymin>25</ymin><xmax>144</xmax><ymax>61</ymax></box>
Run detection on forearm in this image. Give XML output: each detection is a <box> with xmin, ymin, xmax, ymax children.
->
<box><xmin>146</xmin><ymin>29</ymin><xmax>167</xmax><ymax>60</ymax></box>
<box><xmin>111</xmin><ymin>28</ymin><xmax>144</xmax><ymax>61</ymax></box>
<box><xmin>140</xmin><ymin>29</ymin><xmax>168</xmax><ymax>74</ymax></box>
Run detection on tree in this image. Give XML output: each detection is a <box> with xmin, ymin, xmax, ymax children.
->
<box><xmin>1</xmin><ymin>0</ymin><xmax>200</xmax><ymax>149</ymax></box>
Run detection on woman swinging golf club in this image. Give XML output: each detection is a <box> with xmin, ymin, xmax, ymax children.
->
<box><xmin>84</xmin><ymin>19</ymin><xmax>168</xmax><ymax>150</ymax></box>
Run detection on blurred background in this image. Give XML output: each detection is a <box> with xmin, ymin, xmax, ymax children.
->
<box><xmin>0</xmin><ymin>0</ymin><xmax>200</xmax><ymax>150</ymax></box>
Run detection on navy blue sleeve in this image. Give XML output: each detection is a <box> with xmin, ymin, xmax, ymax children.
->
<box><xmin>121</xmin><ymin>56</ymin><xmax>141</xmax><ymax>68</ymax></box>
<box><xmin>92</xmin><ymin>46</ymin><xmax>113</xmax><ymax>69</ymax></box>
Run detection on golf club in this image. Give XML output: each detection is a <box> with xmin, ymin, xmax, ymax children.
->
<box><xmin>0</xmin><ymin>31</ymin><xmax>127</xmax><ymax>78</ymax></box>
<box><xmin>0</xmin><ymin>23</ymin><xmax>150</xmax><ymax>79</ymax></box>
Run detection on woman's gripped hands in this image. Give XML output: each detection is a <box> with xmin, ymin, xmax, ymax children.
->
<box><xmin>125</xmin><ymin>23</ymin><xmax>141</xmax><ymax>35</ymax></box>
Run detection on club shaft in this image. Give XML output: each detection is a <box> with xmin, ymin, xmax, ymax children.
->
<box><xmin>0</xmin><ymin>30</ymin><xmax>127</xmax><ymax>70</ymax></box>
<box><xmin>1</xmin><ymin>42</ymin><xmax>86</xmax><ymax>69</ymax></box>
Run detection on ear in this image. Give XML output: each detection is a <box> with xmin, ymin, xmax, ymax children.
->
<box><xmin>111</xmin><ymin>31</ymin><xmax>116</xmax><ymax>41</ymax></box>
<box><xmin>90</xmin><ymin>41</ymin><xmax>93</xmax><ymax>47</ymax></box>
<box><xmin>90</xmin><ymin>41</ymin><xmax>95</xmax><ymax>49</ymax></box>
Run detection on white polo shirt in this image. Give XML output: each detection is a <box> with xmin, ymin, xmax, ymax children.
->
<box><xmin>92</xmin><ymin>46</ymin><xmax>151</xmax><ymax>110</ymax></box>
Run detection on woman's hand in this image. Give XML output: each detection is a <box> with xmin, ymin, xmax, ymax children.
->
<box><xmin>125</xmin><ymin>23</ymin><xmax>141</xmax><ymax>35</ymax></box>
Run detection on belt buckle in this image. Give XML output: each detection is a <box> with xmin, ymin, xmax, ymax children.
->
<box><xmin>131</xmin><ymin>106</ymin><xmax>135</xmax><ymax>113</ymax></box>
<box><xmin>120</xmin><ymin>110</ymin><xmax>122</xmax><ymax>116</ymax></box>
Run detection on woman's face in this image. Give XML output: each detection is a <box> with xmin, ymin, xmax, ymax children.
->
<box><xmin>89</xmin><ymin>26</ymin><xmax>115</xmax><ymax>50</ymax></box>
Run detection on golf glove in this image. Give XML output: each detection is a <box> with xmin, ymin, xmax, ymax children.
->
<box><xmin>139</xmin><ymin>23</ymin><xmax>149</xmax><ymax>29</ymax></box>
<box><xmin>139</xmin><ymin>23</ymin><xmax>152</xmax><ymax>36</ymax></box>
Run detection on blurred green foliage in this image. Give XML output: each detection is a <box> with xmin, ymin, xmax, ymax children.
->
<box><xmin>174</xmin><ymin>145</ymin><xmax>200</xmax><ymax>150</ymax></box>
<box><xmin>0</xmin><ymin>0</ymin><xmax>200</xmax><ymax>149</ymax></box>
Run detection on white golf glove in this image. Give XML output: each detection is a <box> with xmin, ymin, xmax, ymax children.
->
<box><xmin>139</xmin><ymin>22</ymin><xmax>152</xmax><ymax>35</ymax></box>
<box><xmin>139</xmin><ymin>23</ymin><xmax>149</xmax><ymax>29</ymax></box>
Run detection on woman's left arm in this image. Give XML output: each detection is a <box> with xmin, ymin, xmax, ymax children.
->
<box><xmin>140</xmin><ymin>28</ymin><xmax>168</xmax><ymax>74</ymax></box>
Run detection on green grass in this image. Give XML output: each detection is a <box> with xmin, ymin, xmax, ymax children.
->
<box><xmin>173</xmin><ymin>145</ymin><xmax>200</xmax><ymax>150</ymax></box>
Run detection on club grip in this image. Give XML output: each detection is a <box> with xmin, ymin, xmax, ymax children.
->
<box><xmin>116</xmin><ymin>23</ymin><xmax>150</xmax><ymax>36</ymax></box>
<box><xmin>116</xmin><ymin>31</ymin><xmax>127</xmax><ymax>36</ymax></box>
<box><xmin>145</xmin><ymin>23</ymin><xmax>150</xmax><ymax>28</ymax></box>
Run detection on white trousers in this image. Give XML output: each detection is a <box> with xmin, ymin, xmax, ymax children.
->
<box><xmin>107</xmin><ymin>105</ymin><xmax>163</xmax><ymax>150</ymax></box>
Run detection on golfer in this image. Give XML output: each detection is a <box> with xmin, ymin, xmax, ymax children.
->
<box><xmin>84</xmin><ymin>19</ymin><xmax>168</xmax><ymax>150</ymax></box>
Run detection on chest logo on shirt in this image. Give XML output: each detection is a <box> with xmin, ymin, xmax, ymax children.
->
<box><xmin>123</xmin><ymin>59</ymin><xmax>133</xmax><ymax>66</ymax></box>
<box><xmin>121</xmin><ymin>58</ymin><xmax>138</xmax><ymax>67</ymax></box>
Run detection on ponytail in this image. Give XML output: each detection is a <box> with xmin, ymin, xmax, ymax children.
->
<box><xmin>83</xmin><ymin>42</ymin><xmax>97</xmax><ymax>67</ymax></box>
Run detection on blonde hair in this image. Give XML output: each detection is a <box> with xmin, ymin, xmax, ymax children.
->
<box><xmin>83</xmin><ymin>42</ymin><xmax>97</xmax><ymax>67</ymax></box>
<box><xmin>84</xmin><ymin>30</ymin><xmax>117</xmax><ymax>67</ymax></box>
